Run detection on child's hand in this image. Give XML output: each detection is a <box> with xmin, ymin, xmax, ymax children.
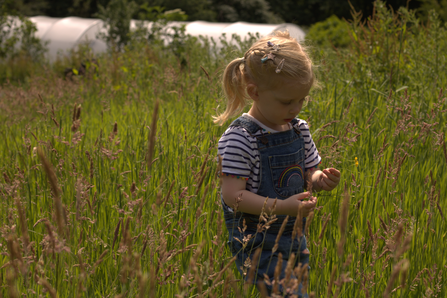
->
<box><xmin>281</xmin><ymin>192</ymin><xmax>317</xmax><ymax>217</ymax></box>
<box><xmin>318</xmin><ymin>168</ymin><xmax>340</xmax><ymax>191</ymax></box>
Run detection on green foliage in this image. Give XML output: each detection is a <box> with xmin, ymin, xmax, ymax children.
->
<box><xmin>265</xmin><ymin>0</ymin><xmax>422</xmax><ymax>26</ymax></box>
<box><xmin>344</xmin><ymin>1</ymin><xmax>447</xmax><ymax>91</ymax></box>
<box><xmin>306</xmin><ymin>15</ymin><xmax>352</xmax><ymax>48</ymax></box>
<box><xmin>137</xmin><ymin>0</ymin><xmax>216</xmax><ymax>21</ymax></box>
<box><xmin>95</xmin><ymin>1</ymin><xmax>190</xmax><ymax>59</ymax></box>
<box><xmin>213</xmin><ymin>0</ymin><xmax>283</xmax><ymax>23</ymax></box>
<box><xmin>418</xmin><ymin>0</ymin><xmax>447</xmax><ymax>22</ymax></box>
<box><xmin>1</xmin><ymin>1</ymin><xmax>447</xmax><ymax>297</ymax></box>
<box><xmin>0</xmin><ymin>0</ymin><xmax>49</xmax><ymax>16</ymax></box>
<box><xmin>130</xmin><ymin>6</ymin><xmax>190</xmax><ymax>66</ymax></box>
<box><xmin>0</xmin><ymin>0</ymin><xmax>47</xmax><ymax>83</ymax></box>
<box><xmin>95</xmin><ymin>0</ymin><xmax>138</xmax><ymax>51</ymax></box>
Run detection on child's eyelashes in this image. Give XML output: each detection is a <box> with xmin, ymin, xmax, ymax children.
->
<box><xmin>280</xmin><ymin>97</ymin><xmax>306</xmax><ymax>105</ymax></box>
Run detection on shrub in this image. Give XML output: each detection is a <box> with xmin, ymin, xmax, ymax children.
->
<box><xmin>418</xmin><ymin>0</ymin><xmax>447</xmax><ymax>22</ymax></box>
<box><xmin>0</xmin><ymin>0</ymin><xmax>47</xmax><ymax>83</ymax></box>
<box><xmin>306</xmin><ymin>15</ymin><xmax>352</xmax><ymax>48</ymax></box>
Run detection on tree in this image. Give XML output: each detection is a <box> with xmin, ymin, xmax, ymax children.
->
<box><xmin>213</xmin><ymin>0</ymin><xmax>283</xmax><ymax>23</ymax></box>
<box><xmin>95</xmin><ymin>0</ymin><xmax>138</xmax><ymax>51</ymax></box>
<box><xmin>265</xmin><ymin>0</ymin><xmax>422</xmax><ymax>26</ymax></box>
<box><xmin>419</xmin><ymin>0</ymin><xmax>447</xmax><ymax>21</ymax></box>
<box><xmin>136</xmin><ymin>0</ymin><xmax>216</xmax><ymax>21</ymax></box>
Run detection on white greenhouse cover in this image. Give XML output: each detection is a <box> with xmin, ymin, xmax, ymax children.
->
<box><xmin>26</xmin><ymin>16</ymin><xmax>306</xmax><ymax>60</ymax></box>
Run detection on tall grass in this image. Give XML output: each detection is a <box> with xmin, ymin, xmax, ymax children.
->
<box><xmin>1</xmin><ymin>2</ymin><xmax>446</xmax><ymax>297</ymax></box>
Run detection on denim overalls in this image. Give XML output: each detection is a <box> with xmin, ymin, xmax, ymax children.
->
<box><xmin>222</xmin><ymin>116</ymin><xmax>309</xmax><ymax>297</ymax></box>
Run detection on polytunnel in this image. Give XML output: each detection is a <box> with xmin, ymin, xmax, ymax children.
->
<box><xmin>27</xmin><ymin>16</ymin><xmax>306</xmax><ymax>60</ymax></box>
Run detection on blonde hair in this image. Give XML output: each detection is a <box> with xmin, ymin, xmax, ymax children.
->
<box><xmin>213</xmin><ymin>31</ymin><xmax>317</xmax><ymax>125</ymax></box>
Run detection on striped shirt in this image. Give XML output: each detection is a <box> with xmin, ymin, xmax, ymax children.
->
<box><xmin>218</xmin><ymin>113</ymin><xmax>321</xmax><ymax>195</ymax></box>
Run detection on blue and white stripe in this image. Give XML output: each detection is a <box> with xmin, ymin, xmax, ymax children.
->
<box><xmin>218</xmin><ymin>114</ymin><xmax>321</xmax><ymax>194</ymax></box>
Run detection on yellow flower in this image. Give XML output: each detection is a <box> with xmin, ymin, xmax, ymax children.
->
<box><xmin>355</xmin><ymin>157</ymin><xmax>359</xmax><ymax>167</ymax></box>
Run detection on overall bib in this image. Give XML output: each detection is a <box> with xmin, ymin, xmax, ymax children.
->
<box><xmin>223</xmin><ymin>116</ymin><xmax>309</xmax><ymax>297</ymax></box>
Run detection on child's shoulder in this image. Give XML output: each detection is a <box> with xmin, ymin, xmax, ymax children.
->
<box><xmin>292</xmin><ymin>118</ymin><xmax>310</xmax><ymax>132</ymax></box>
<box><xmin>293</xmin><ymin>118</ymin><xmax>309</xmax><ymax>127</ymax></box>
<box><xmin>218</xmin><ymin>125</ymin><xmax>258</xmax><ymax>158</ymax></box>
<box><xmin>219</xmin><ymin>125</ymin><xmax>257</xmax><ymax>143</ymax></box>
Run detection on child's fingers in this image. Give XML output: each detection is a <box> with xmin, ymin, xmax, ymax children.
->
<box><xmin>323</xmin><ymin>168</ymin><xmax>338</xmax><ymax>174</ymax></box>
<box><xmin>301</xmin><ymin>197</ymin><xmax>317</xmax><ymax>208</ymax></box>
<box><xmin>303</xmin><ymin>202</ymin><xmax>317</xmax><ymax>215</ymax></box>
<box><xmin>295</xmin><ymin>191</ymin><xmax>311</xmax><ymax>201</ymax></box>
<box><xmin>321</xmin><ymin>177</ymin><xmax>337</xmax><ymax>189</ymax></box>
<box><xmin>327</xmin><ymin>168</ymin><xmax>341</xmax><ymax>176</ymax></box>
<box><xmin>323</xmin><ymin>169</ymin><xmax>340</xmax><ymax>183</ymax></box>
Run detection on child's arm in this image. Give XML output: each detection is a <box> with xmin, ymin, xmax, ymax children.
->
<box><xmin>307</xmin><ymin>167</ymin><xmax>341</xmax><ymax>192</ymax></box>
<box><xmin>221</xmin><ymin>176</ymin><xmax>317</xmax><ymax>217</ymax></box>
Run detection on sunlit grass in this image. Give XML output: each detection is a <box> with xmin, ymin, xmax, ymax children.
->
<box><xmin>1</xmin><ymin>3</ymin><xmax>446</xmax><ymax>297</ymax></box>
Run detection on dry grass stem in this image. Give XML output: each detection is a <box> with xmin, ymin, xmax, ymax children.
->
<box><xmin>292</xmin><ymin>203</ymin><xmax>303</xmax><ymax>239</ymax></box>
<box><xmin>326</xmin><ymin>267</ymin><xmax>337</xmax><ymax>297</ymax></box>
<box><xmin>6</xmin><ymin>268</ymin><xmax>19</xmax><ymax>298</ymax></box>
<box><xmin>284</xmin><ymin>252</ymin><xmax>296</xmax><ymax>290</ymax></box>
<box><xmin>245</xmin><ymin>248</ymin><xmax>261</xmax><ymax>292</ymax></box>
<box><xmin>76</xmin><ymin>178</ymin><xmax>82</xmax><ymax>221</ymax></box>
<box><xmin>257</xmin><ymin>280</ymin><xmax>269</xmax><ymax>298</ymax></box>
<box><xmin>38</xmin><ymin>147</ymin><xmax>65</xmax><ymax>237</ymax></box>
<box><xmin>365</xmin><ymin>107</ymin><xmax>378</xmax><ymax>125</ymax></box>
<box><xmin>15</xmin><ymin>198</ymin><xmax>29</xmax><ymax>254</ymax></box>
<box><xmin>195</xmin><ymin>166</ymin><xmax>210</xmax><ymax>196</ymax></box>
<box><xmin>112</xmin><ymin>218</ymin><xmax>122</xmax><ymax>250</ymax></box>
<box><xmin>39</xmin><ymin>277</ymin><xmax>57</xmax><ymax>298</ymax></box>
<box><xmin>272</xmin><ymin>252</ymin><xmax>283</xmax><ymax>294</ymax></box>
<box><xmin>305</xmin><ymin>211</ymin><xmax>314</xmax><ymax>237</ymax></box>
<box><xmin>378</xmin><ymin>215</ymin><xmax>387</xmax><ymax>233</ymax></box>
<box><xmin>383</xmin><ymin>259</ymin><xmax>409</xmax><ymax>298</ymax></box>
<box><xmin>342</xmin><ymin>97</ymin><xmax>354</xmax><ymax>118</ymax></box>
<box><xmin>442</xmin><ymin>138</ymin><xmax>447</xmax><ymax>164</ymax></box>
<box><xmin>272</xmin><ymin>216</ymin><xmax>289</xmax><ymax>253</ymax></box>
<box><xmin>94</xmin><ymin>249</ymin><xmax>109</xmax><ymax>268</ymax></box>
<box><xmin>338</xmin><ymin>183</ymin><xmax>350</xmax><ymax>256</ymax></box>
<box><xmin>212</xmin><ymin>256</ymin><xmax>236</xmax><ymax>283</ymax></box>
<box><xmin>374</xmin><ymin>167</ymin><xmax>382</xmax><ymax>189</ymax></box>
<box><xmin>163</xmin><ymin>180</ymin><xmax>175</xmax><ymax>208</ymax></box>
<box><xmin>200</xmin><ymin>65</ymin><xmax>211</xmax><ymax>81</ymax></box>
<box><xmin>319</xmin><ymin>213</ymin><xmax>331</xmax><ymax>240</ymax></box>
<box><xmin>147</xmin><ymin>99</ymin><xmax>159</xmax><ymax>170</ymax></box>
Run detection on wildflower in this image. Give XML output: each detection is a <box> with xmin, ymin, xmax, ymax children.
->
<box><xmin>355</xmin><ymin>157</ymin><xmax>359</xmax><ymax>167</ymax></box>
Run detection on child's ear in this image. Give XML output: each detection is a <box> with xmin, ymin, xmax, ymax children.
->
<box><xmin>246</xmin><ymin>84</ymin><xmax>259</xmax><ymax>101</ymax></box>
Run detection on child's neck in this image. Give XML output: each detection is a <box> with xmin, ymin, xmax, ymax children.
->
<box><xmin>244</xmin><ymin>113</ymin><xmax>291</xmax><ymax>132</ymax></box>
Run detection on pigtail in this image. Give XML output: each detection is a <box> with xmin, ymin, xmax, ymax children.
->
<box><xmin>213</xmin><ymin>58</ymin><xmax>248</xmax><ymax>125</ymax></box>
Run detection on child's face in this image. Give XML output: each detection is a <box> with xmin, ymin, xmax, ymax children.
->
<box><xmin>248</xmin><ymin>81</ymin><xmax>311</xmax><ymax>131</ymax></box>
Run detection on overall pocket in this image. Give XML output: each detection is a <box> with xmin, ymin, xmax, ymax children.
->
<box><xmin>268</xmin><ymin>149</ymin><xmax>305</xmax><ymax>198</ymax></box>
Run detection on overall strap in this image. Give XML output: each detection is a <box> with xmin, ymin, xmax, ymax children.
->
<box><xmin>229</xmin><ymin>116</ymin><xmax>262</xmax><ymax>135</ymax></box>
<box><xmin>291</xmin><ymin>118</ymin><xmax>302</xmax><ymax>137</ymax></box>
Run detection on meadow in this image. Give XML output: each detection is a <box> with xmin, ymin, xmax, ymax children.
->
<box><xmin>1</xmin><ymin>3</ymin><xmax>447</xmax><ymax>297</ymax></box>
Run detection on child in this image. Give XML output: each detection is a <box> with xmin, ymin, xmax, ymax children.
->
<box><xmin>215</xmin><ymin>31</ymin><xmax>340</xmax><ymax>297</ymax></box>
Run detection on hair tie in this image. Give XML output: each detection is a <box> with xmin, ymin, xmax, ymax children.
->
<box><xmin>267</xmin><ymin>41</ymin><xmax>280</xmax><ymax>51</ymax></box>
<box><xmin>261</xmin><ymin>53</ymin><xmax>276</xmax><ymax>63</ymax></box>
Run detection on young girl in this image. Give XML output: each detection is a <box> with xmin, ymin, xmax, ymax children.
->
<box><xmin>215</xmin><ymin>31</ymin><xmax>340</xmax><ymax>297</ymax></box>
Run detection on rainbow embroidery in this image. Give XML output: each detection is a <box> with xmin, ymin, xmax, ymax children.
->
<box><xmin>278</xmin><ymin>165</ymin><xmax>303</xmax><ymax>187</ymax></box>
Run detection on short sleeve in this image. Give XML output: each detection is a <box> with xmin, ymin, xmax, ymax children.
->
<box><xmin>296</xmin><ymin>120</ymin><xmax>322</xmax><ymax>170</ymax></box>
<box><xmin>217</xmin><ymin>126</ymin><xmax>258</xmax><ymax>179</ymax></box>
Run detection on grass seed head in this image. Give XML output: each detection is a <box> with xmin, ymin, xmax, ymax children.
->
<box><xmin>15</xmin><ymin>198</ymin><xmax>29</xmax><ymax>254</ymax></box>
<box><xmin>38</xmin><ymin>147</ymin><xmax>65</xmax><ymax>237</ymax></box>
<box><xmin>272</xmin><ymin>252</ymin><xmax>283</xmax><ymax>294</ymax></box>
<box><xmin>147</xmin><ymin>99</ymin><xmax>159</xmax><ymax>171</ymax></box>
